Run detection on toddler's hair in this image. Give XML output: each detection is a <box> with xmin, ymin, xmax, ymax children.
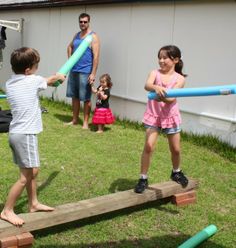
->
<box><xmin>100</xmin><ymin>73</ymin><xmax>113</xmax><ymax>88</ymax></box>
<box><xmin>10</xmin><ymin>47</ymin><xmax>40</xmax><ymax>74</ymax></box>
<box><xmin>158</xmin><ymin>45</ymin><xmax>187</xmax><ymax>77</ymax></box>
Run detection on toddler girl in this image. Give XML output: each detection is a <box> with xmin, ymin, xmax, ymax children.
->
<box><xmin>91</xmin><ymin>73</ymin><xmax>115</xmax><ymax>133</ymax></box>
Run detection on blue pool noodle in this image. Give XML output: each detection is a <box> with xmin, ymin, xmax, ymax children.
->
<box><xmin>148</xmin><ymin>84</ymin><xmax>236</xmax><ymax>100</ymax></box>
<box><xmin>178</xmin><ymin>224</ymin><xmax>218</xmax><ymax>248</ymax></box>
<box><xmin>0</xmin><ymin>95</ymin><xmax>6</xmax><ymax>99</ymax></box>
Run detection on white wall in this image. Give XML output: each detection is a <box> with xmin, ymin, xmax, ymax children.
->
<box><xmin>0</xmin><ymin>0</ymin><xmax>236</xmax><ymax>146</ymax></box>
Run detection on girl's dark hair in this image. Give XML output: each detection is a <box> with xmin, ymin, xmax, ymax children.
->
<box><xmin>100</xmin><ymin>73</ymin><xmax>113</xmax><ymax>88</ymax></box>
<box><xmin>158</xmin><ymin>45</ymin><xmax>187</xmax><ymax>77</ymax></box>
<box><xmin>10</xmin><ymin>47</ymin><xmax>40</xmax><ymax>74</ymax></box>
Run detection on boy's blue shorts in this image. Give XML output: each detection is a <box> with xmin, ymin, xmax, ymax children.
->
<box><xmin>66</xmin><ymin>72</ymin><xmax>92</xmax><ymax>101</ymax></box>
<box><xmin>144</xmin><ymin>124</ymin><xmax>181</xmax><ymax>134</ymax></box>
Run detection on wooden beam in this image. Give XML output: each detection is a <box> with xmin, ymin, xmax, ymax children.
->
<box><xmin>0</xmin><ymin>179</ymin><xmax>198</xmax><ymax>239</ymax></box>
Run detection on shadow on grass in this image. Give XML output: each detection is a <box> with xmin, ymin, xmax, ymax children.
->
<box><xmin>109</xmin><ymin>178</ymin><xmax>138</xmax><ymax>192</ymax></box>
<box><xmin>53</xmin><ymin>113</ymin><xmax>113</xmax><ymax>133</ymax></box>
<box><xmin>37</xmin><ymin>171</ymin><xmax>60</xmax><ymax>193</ymax></box>
<box><xmin>89</xmin><ymin>125</ymin><xmax>112</xmax><ymax>133</ymax></box>
<box><xmin>34</xmin><ymin>234</ymin><xmax>225</xmax><ymax>248</ymax></box>
<box><xmin>53</xmin><ymin>113</ymin><xmax>83</xmax><ymax>126</ymax></box>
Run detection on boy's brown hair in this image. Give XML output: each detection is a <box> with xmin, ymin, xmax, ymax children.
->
<box><xmin>11</xmin><ymin>47</ymin><xmax>40</xmax><ymax>74</ymax></box>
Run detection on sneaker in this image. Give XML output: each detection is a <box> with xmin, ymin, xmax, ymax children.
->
<box><xmin>171</xmin><ymin>170</ymin><xmax>188</xmax><ymax>187</ymax></box>
<box><xmin>134</xmin><ymin>178</ymin><xmax>148</xmax><ymax>193</ymax></box>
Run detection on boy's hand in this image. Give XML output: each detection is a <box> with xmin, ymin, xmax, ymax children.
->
<box><xmin>47</xmin><ymin>73</ymin><xmax>66</xmax><ymax>86</ymax></box>
<box><xmin>56</xmin><ymin>73</ymin><xmax>66</xmax><ymax>83</ymax></box>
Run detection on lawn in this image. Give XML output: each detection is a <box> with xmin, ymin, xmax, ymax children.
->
<box><xmin>0</xmin><ymin>98</ymin><xmax>235</xmax><ymax>248</ymax></box>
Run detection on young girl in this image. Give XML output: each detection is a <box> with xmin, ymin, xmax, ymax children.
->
<box><xmin>134</xmin><ymin>45</ymin><xmax>189</xmax><ymax>194</ymax></box>
<box><xmin>91</xmin><ymin>73</ymin><xmax>115</xmax><ymax>133</ymax></box>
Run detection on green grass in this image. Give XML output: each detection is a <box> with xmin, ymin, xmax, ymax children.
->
<box><xmin>0</xmin><ymin>98</ymin><xmax>235</xmax><ymax>248</ymax></box>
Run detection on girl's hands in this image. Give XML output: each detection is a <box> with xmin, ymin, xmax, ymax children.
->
<box><xmin>97</xmin><ymin>90</ymin><xmax>104</xmax><ymax>98</ymax></box>
<box><xmin>154</xmin><ymin>85</ymin><xmax>167</xmax><ymax>100</ymax></box>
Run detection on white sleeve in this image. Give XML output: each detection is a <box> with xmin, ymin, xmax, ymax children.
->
<box><xmin>35</xmin><ymin>75</ymin><xmax>47</xmax><ymax>91</ymax></box>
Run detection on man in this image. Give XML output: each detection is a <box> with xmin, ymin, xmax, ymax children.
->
<box><xmin>66</xmin><ymin>13</ymin><xmax>100</xmax><ymax>129</ymax></box>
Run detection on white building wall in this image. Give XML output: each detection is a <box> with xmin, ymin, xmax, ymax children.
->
<box><xmin>0</xmin><ymin>0</ymin><xmax>236</xmax><ymax>146</ymax></box>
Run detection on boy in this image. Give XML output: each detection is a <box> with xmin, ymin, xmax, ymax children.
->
<box><xmin>1</xmin><ymin>47</ymin><xmax>65</xmax><ymax>226</ymax></box>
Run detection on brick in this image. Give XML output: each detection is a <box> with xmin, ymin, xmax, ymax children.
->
<box><xmin>0</xmin><ymin>236</ymin><xmax>18</xmax><ymax>248</ymax></box>
<box><xmin>171</xmin><ymin>190</ymin><xmax>196</xmax><ymax>204</ymax></box>
<box><xmin>173</xmin><ymin>190</ymin><xmax>196</xmax><ymax>202</ymax></box>
<box><xmin>174</xmin><ymin>197</ymin><xmax>196</xmax><ymax>206</ymax></box>
<box><xmin>16</xmin><ymin>233</ymin><xmax>34</xmax><ymax>247</ymax></box>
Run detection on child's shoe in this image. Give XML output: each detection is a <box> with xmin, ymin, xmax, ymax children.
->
<box><xmin>134</xmin><ymin>178</ymin><xmax>148</xmax><ymax>193</ymax></box>
<box><xmin>171</xmin><ymin>170</ymin><xmax>188</xmax><ymax>187</ymax></box>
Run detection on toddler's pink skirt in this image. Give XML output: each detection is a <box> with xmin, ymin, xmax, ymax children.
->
<box><xmin>92</xmin><ymin>108</ymin><xmax>115</xmax><ymax>125</ymax></box>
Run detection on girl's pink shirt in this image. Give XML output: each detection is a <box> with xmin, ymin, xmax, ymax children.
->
<box><xmin>142</xmin><ymin>69</ymin><xmax>181</xmax><ymax>128</ymax></box>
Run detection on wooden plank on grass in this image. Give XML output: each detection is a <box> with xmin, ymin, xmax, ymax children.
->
<box><xmin>0</xmin><ymin>179</ymin><xmax>198</xmax><ymax>238</ymax></box>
